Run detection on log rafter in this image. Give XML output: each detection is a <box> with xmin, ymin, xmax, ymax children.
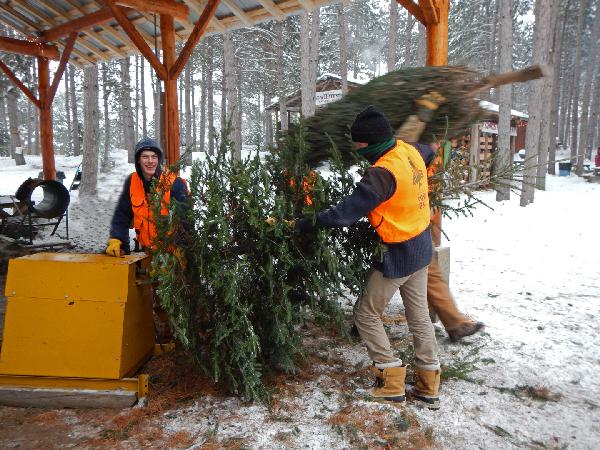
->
<box><xmin>418</xmin><ymin>0</ymin><xmax>439</xmax><ymax>25</ymax></box>
<box><xmin>396</xmin><ymin>0</ymin><xmax>426</xmax><ymax>25</ymax></box>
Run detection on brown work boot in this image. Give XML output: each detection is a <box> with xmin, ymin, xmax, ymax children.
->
<box><xmin>447</xmin><ymin>321</ymin><xmax>485</xmax><ymax>342</ymax></box>
<box><xmin>369</xmin><ymin>365</ymin><xmax>406</xmax><ymax>403</ymax></box>
<box><xmin>409</xmin><ymin>368</ymin><xmax>441</xmax><ymax>410</ymax></box>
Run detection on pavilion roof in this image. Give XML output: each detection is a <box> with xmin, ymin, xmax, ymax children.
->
<box><xmin>0</xmin><ymin>0</ymin><xmax>336</xmax><ymax>67</ymax></box>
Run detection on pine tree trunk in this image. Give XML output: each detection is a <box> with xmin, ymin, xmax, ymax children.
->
<box><xmin>276</xmin><ymin>22</ymin><xmax>288</xmax><ymax>132</ymax></box>
<box><xmin>224</xmin><ymin>30</ymin><xmax>241</xmax><ymax>159</ymax></box>
<box><xmin>308</xmin><ymin>10</ymin><xmax>320</xmax><ymax>117</ymax></box>
<box><xmin>575</xmin><ymin>5</ymin><xmax>600</xmax><ymax>174</ymax></box>
<box><xmin>80</xmin><ymin>65</ymin><xmax>100</xmax><ymax>197</ymax></box>
<box><xmin>536</xmin><ymin>0</ymin><xmax>561</xmax><ymax>189</ymax></box>
<box><xmin>152</xmin><ymin>72</ymin><xmax>161</xmax><ymax>140</ymax></box>
<box><xmin>300</xmin><ymin>11</ymin><xmax>312</xmax><ymax>117</ymax></box>
<box><xmin>337</xmin><ymin>3</ymin><xmax>349</xmax><ymax>95</ymax></box>
<box><xmin>184</xmin><ymin>61</ymin><xmax>192</xmax><ymax>152</ymax></box>
<box><xmin>417</xmin><ymin>22</ymin><xmax>426</xmax><ymax>66</ymax></box>
<box><xmin>587</xmin><ymin>77</ymin><xmax>600</xmax><ymax>150</ymax></box>
<box><xmin>7</xmin><ymin>89</ymin><xmax>26</xmax><ymax>165</ymax></box>
<box><xmin>64</xmin><ymin>65</ymin><xmax>72</xmax><ymax>156</ymax></box>
<box><xmin>206</xmin><ymin>41</ymin><xmax>215</xmax><ymax>155</ymax></box>
<box><xmin>198</xmin><ymin>54</ymin><xmax>205</xmax><ymax>152</ymax></box>
<box><xmin>520</xmin><ymin>0</ymin><xmax>553</xmax><ymax>206</ymax></box>
<box><xmin>0</xmin><ymin>90</ymin><xmax>7</xmax><ymax>156</ymax></box>
<box><xmin>496</xmin><ymin>0</ymin><xmax>512</xmax><ymax>201</ymax></box>
<box><xmin>548</xmin><ymin>0</ymin><xmax>569</xmax><ymax>175</ymax></box>
<box><xmin>403</xmin><ymin>11</ymin><xmax>415</xmax><ymax>67</ymax></box>
<box><xmin>134</xmin><ymin>56</ymin><xmax>139</xmax><ymax>143</ymax></box>
<box><xmin>387</xmin><ymin>0</ymin><xmax>398</xmax><ymax>72</ymax></box>
<box><xmin>221</xmin><ymin>53</ymin><xmax>226</xmax><ymax>133</ymax></box>
<box><xmin>569</xmin><ymin>0</ymin><xmax>590</xmax><ymax>162</ymax></box>
<box><xmin>70</xmin><ymin>66</ymin><xmax>82</xmax><ymax>157</ymax></box>
<box><xmin>101</xmin><ymin>63</ymin><xmax>111</xmax><ymax>173</ymax></box>
<box><xmin>193</xmin><ymin>69</ymin><xmax>198</xmax><ymax>151</ymax></box>
<box><xmin>141</xmin><ymin>57</ymin><xmax>147</xmax><ymax>138</ymax></box>
<box><xmin>26</xmin><ymin>66</ymin><xmax>33</xmax><ymax>154</ymax></box>
<box><xmin>120</xmin><ymin>58</ymin><xmax>136</xmax><ymax>162</ymax></box>
<box><xmin>562</xmin><ymin>68</ymin><xmax>573</xmax><ymax>147</ymax></box>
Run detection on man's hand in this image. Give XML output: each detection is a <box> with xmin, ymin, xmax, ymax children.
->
<box><xmin>415</xmin><ymin>91</ymin><xmax>446</xmax><ymax>123</ymax></box>
<box><xmin>105</xmin><ymin>238</ymin><xmax>123</xmax><ymax>257</ymax></box>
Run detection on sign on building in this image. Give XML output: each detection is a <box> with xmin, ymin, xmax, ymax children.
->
<box><xmin>315</xmin><ymin>90</ymin><xmax>342</xmax><ymax>106</ymax></box>
<box><xmin>481</xmin><ymin>120</ymin><xmax>517</xmax><ymax>136</ymax></box>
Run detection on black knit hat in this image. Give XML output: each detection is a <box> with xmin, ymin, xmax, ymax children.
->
<box><xmin>350</xmin><ymin>106</ymin><xmax>393</xmax><ymax>144</ymax></box>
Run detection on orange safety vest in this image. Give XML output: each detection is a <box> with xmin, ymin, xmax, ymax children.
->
<box><xmin>130</xmin><ymin>171</ymin><xmax>178</xmax><ymax>249</ymax></box>
<box><xmin>368</xmin><ymin>140</ymin><xmax>431</xmax><ymax>243</ymax></box>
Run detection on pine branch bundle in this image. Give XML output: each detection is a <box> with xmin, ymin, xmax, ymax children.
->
<box><xmin>150</xmin><ymin>133</ymin><xmax>366</xmax><ymax>402</ymax></box>
<box><xmin>297</xmin><ymin>66</ymin><xmax>484</xmax><ymax>166</ymax></box>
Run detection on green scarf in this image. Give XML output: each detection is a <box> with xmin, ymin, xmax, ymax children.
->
<box><xmin>357</xmin><ymin>138</ymin><xmax>396</xmax><ymax>164</ymax></box>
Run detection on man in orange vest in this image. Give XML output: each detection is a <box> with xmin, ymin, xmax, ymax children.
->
<box><xmin>105</xmin><ymin>138</ymin><xmax>189</xmax><ymax>256</ymax></box>
<box><xmin>296</xmin><ymin>106</ymin><xmax>441</xmax><ymax>409</ymax></box>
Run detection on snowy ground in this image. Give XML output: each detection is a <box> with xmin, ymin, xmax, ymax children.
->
<box><xmin>0</xmin><ymin>151</ymin><xmax>599</xmax><ymax>449</ymax></box>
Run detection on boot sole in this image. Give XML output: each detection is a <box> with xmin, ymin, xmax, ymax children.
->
<box><xmin>372</xmin><ymin>395</ymin><xmax>406</xmax><ymax>403</ymax></box>
<box><xmin>411</xmin><ymin>394</ymin><xmax>440</xmax><ymax>410</ymax></box>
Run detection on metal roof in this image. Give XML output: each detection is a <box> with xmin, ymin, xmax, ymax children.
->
<box><xmin>0</xmin><ymin>0</ymin><xmax>337</xmax><ymax>67</ymax></box>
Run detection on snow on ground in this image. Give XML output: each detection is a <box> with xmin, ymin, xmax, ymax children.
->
<box><xmin>0</xmin><ymin>151</ymin><xmax>599</xmax><ymax>448</ymax></box>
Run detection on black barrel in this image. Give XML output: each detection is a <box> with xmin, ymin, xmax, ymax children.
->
<box><xmin>15</xmin><ymin>178</ymin><xmax>70</xmax><ymax>219</ymax></box>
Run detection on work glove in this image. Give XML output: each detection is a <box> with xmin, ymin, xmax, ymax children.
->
<box><xmin>265</xmin><ymin>217</ymin><xmax>296</xmax><ymax>229</ymax></box>
<box><xmin>415</xmin><ymin>91</ymin><xmax>446</xmax><ymax>123</ymax></box>
<box><xmin>105</xmin><ymin>238</ymin><xmax>123</xmax><ymax>257</ymax></box>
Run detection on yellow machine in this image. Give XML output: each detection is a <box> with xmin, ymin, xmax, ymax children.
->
<box><xmin>0</xmin><ymin>253</ymin><xmax>157</xmax><ymax>408</ymax></box>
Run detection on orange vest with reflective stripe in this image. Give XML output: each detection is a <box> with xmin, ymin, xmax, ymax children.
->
<box><xmin>130</xmin><ymin>171</ymin><xmax>177</xmax><ymax>249</ymax></box>
<box><xmin>368</xmin><ymin>140</ymin><xmax>431</xmax><ymax>243</ymax></box>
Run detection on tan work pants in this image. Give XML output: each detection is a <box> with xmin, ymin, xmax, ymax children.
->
<box><xmin>354</xmin><ymin>266</ymin><xmax>440</xmax><ymax>371</ymax></box>
<box><xmin>427</xmin><ymin>257</ymin><xmax>472</xmax><ymax>331</ymax></box>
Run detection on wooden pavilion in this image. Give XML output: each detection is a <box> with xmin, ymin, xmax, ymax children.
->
<box><xmin>0</xmin><ymin>0</ymin><xmax>448</xmax><ymax>240</ymax></box>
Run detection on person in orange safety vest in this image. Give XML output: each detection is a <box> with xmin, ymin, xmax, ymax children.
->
<box><xmin>295</xmin><ymin>105</ymin><xmax>441</xmax><ymax>409</ymax></box>
<box><xmin>105</xmin><ymin>138</ymin><xmax>189</xmax><ymax>256</ymax></box>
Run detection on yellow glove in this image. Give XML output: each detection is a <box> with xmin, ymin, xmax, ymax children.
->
<box><xmin>105</xmin><ymin>238</ymin><xmax>122</xmax><ymax>257</ymax></box>
<box><xmin>415</xmin><ymin>91</ymin><xmax>446</xmax><ymax>122</ymax></box>
<box><xmin>266</xmin><ymin>217</ymin><xmax>295</xmax><ymax>229</ymax></box>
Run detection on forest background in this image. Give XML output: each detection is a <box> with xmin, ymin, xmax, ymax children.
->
<box><xmin>0</xmin><ymin>0</ymin><xmax>599</xmax><ymax>200</ymax></box>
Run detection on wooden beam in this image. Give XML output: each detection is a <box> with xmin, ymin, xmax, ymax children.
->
<box><xmin>0</xmin><ymin>36</ymin><xmax>60</xmax><ymax>59</ymax></box>
<box><xmin>256</xmin><ymin>0</ymin><xmax>284</xmax><ymax>21</ymax></box>
<box><xmin>419</xmin><ymin>0</ymin><xmax>439</xmax><ymax>25</ymax></box>
<box><xmin>396</xmin><ymin>0</ymin><xmax>426</xmax><ymax>25</ymax></box>
<box><xmin>425</xmin><ymin>0</ymin><xmax>447</xmax><ymax>66</ymax></box>
<box><xmin>171</xmin><ymin>0</ymin><xmax>221</xmax><ymax>79</ymax></box>
<box><xmin>160</xmin><ymin>14</ymin><xmax>180</xmax><ymax>165</ymax></box>
<box><xmin>39</xmin><ymin>6</ymin><xmax>134</xmax><ymax>43</ymax></box>
<box><xmin>115</xmin><ymin>0</ymin><xmax>189</xmax><ymax>21</ymax></box>
<box><xmin>38</xmin><ymin>57</ymin><xmax>57</xmax><ymax>181</ymax></box>
<box><xmin>104</xmin><ymin>0</ymin><xmax>168</xmax><ymax>79</ymax></box>
<box><xmin>48</xmin><ymin>33</ymin><xmax>77</xmax><ymax>103</ymax></box>
<box><xmin>222</xmin><ymin>0</ymin><xmax>253</xmax><ymax>27</ymax></box>
<box><xmin>0</xmin><ymin>60</ymin><xmax>40</xmax><ymax>107</ymax></box>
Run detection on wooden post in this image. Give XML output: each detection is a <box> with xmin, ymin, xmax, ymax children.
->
<box><xmin>38</xmin><ymin>57</ymin><xmax>56</xmax><ymax>180</ymax></box>
<box><xmin>160</xmin><ymin>14</ymin><xmax>180</xmax><ymax>166</ymax></box>
<box><xmin>425</xmin><ymin>0</ymin><xmax>448</xmax><ymax>246</ymax></box>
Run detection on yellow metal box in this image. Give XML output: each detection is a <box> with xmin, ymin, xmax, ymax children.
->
<box><xmin>0</xmin><ymin>253</ymin><xmax>155</xmax><ymax>380</ymax></box>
